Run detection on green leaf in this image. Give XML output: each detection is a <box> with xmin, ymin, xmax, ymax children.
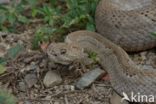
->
<box><xmin>88</xmin><ymin>51</ymin><xmax>98</xmax><ymax>62</ymax></box>
<box><xmin>0</xmin><ymin>64</ymin><xmax>6</xmax><ymax>74</ymax></box>
<box><xmin>0</xmin><ymin>89</ymin><xmax>17</xmax><ymax>104</ymax></box>
<box><xmin>27</xmin><ymin>0</ymin><xmax>37</xmax><ymax>6</ymax></box>
<box><xmin>31</xmin><ymin>8</ymin><xmax>38</xmax><ymax>17</ymax></box>
<box><xmin>151</xmin><ymin>32</ymin><xmax>156</xmax><ymax>37</ymax></box>
<box><xmin>42</xmin><ymin>6</ymin><xmax>51</xmax><ymax>16</ymax></box>
<box><xmin>0</xmin><ymin>5</ymin><xmax>8</xmax><ymax>11</ymax></box>
<box><xmin>7</xmin><ymin>14</ymin><xmax>16</xmax><ymax>25</ymax></box>
<box><xmin>0</xmin><ymin>15</ymin><xmax>7</xmax><ymax>24</ymax></box>
<box><xmin>86</xmin><ymin>22</ymin><xmax>95</xmax><ymax>31</ymax></box>
<box><xmin>32</xmin><ymin>26</ymin><xmax>56</xmax><ymax>49</ymax></box>
<box><xmin>0</xmin><ymin>57</ymin><xmax>6</xmax><ymax>65</ymax></box>
<box><xmin>7</xmin><ymin>44</ymin><xmax>24</xmax><ymax>59</ymax></box>
<box><xmin>49</xmin><ymin>0</ymin><xmax>57</xmax><ymax>6</ymax></box>
<box><xmin>18</xmin><ymin>15</ymin><xmax>29</xmax><ymax>23</ymax></box>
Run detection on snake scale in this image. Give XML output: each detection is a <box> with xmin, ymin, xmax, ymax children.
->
<box><xmin>96</xmin><ymin>0</ymin><xmax>156</xmax><ymax>52</ymax></box>
<box><xmin>47</xmin><ymin>0</ymin><xmax>156</xmax><ymax>102</ymax></box>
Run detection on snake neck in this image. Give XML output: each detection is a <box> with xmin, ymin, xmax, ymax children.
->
<box><xmin>109</xmin><ymin>0</ymin><xmax>153</xmax><ymax>11</ymax></box>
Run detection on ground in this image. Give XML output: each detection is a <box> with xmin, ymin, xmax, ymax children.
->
<box><xmin>0</xmin><ymin>30</ymin><xmax>156</xmax><ymax>104</ymax></box>
<box><xmin>0</xmin><ymin>1</ymin><xmax>156</xmax><ymax>104</ymax></box>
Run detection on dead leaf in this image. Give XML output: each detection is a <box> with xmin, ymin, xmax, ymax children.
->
<box><xmin>40</xmin><ymin>42</ymin><xmax>49</xmax><ymax>51</ymax></box>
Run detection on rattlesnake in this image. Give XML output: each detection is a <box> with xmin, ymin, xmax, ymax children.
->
<box><xmin>47</xmin><ymin>0</ymin><xmax>156</xmax><ymax>102</ymax></box>
<box><xmin>96</xmin><ymin>0</ymin><xmax>156</xmax><ymax>52</ymax></box>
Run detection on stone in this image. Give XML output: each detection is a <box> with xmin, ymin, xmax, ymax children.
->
<box><xmin>24</xmin><ymin>100</ymin><xmax>32</xmax><ymax>104</ymax></box>
<box><xmin>18</xmin><ymin>82</ymin><xmax>26</xmax><ymax>92</ymax></box>
<box><xmin>75</xmin><ymin>68</ymin><xmax>105</xmax><ymax>90</ymax></box>
<box><xmin>24</xmin><ymin>74</ymin><xmax>37</xmax><ymax>88</ymax></box>
<box><xmin>0</xmin><ymin>43</ymin><xmax>9</xmax><ymax>57</ymax></box>
<box><xmin>43</xmin><ymin>70</ymin><xmax>62</xmax><ymax>88</ymax></box>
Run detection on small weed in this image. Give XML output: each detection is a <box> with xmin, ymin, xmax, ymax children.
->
<box><xmin>32</xmin><ymin>26</ymin><xmax>56</xmax><ymax>49</ymax></box>
<box><xmin>0</xmin><ymin>1</ymin><xmax>29</xmax><ymax>32</ymax></box>
<box><xmin>151</xmin><ymin>32</ymin><xmax>156</xmax><ymax>37</ymax></box>
<box><xmin>88</xmin><ymin>51</ymin><xmax>99</xmax><ymax>63</ymax></box>
<box><xmin>0</xmin><ymin>0</ymin><xmax>100</xmax><ymax>49</ymax></box>
<box><xmin>0</xmin><ymin>89</ymin><xmax>17</xmax><ymax>104</ymax></box>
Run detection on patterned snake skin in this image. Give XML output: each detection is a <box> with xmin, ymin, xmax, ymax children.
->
<box><xmin>47</xmin><ymin>0</ymin><xmax>156</xmax><ymax>102</ymax></box>
<box><xmin>96</xmin><ymin>0</ymin><xmax>156</xmax><ymax>52</ymax></box>
<box><xmin>47</xmin><ymin>31</ymin><xmax>156</xmax><ymax>102</ymax></box>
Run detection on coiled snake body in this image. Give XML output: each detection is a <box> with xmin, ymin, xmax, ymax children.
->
<box><xmin>47</xmin><ymin>0</ymin><xmax>156</xmax><ymax>102</ymax></box>
<box><xmin>96</xmin><ymin>0</ymin><xmax>156</xmax><ymax>52</ymax></box>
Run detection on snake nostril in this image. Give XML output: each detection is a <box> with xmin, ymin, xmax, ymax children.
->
<box><xmin>60</xmin><ymin>49</ymin><xmax>66</xmax><ymax>54</ymax></box>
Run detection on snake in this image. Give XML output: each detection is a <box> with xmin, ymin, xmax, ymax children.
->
<box><xmin>96</xmin><ymin>0</ymin><xmax>156</xmax><ymax>52</ymax></box>
<box><xmin>47</xmin><ymin>0</ymin><xmax>156</xmax><ymax>102</ymax></box>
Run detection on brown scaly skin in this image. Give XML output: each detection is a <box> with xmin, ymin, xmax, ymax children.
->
<box><xmin>96</xmin><ymin>0</ymin><xmax>156</xmax><ymax>52</ymax></box>
<box><xmin>47</xmin><ymin>0</ymin><xmax>156</xmax><ymax>102</ymax></box>
<box><xmin>47</xmin><ymin>31</ymin><xmax>156</xmax><ymax>102</ymax></box>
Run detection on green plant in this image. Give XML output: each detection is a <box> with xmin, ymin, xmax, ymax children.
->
<box><xmin>32</xmin><ymin>26</ymin><xmax>56</xmax><ymax>49</ymax></box>
<box><xmin>88</xmin><ymin>51</ymin><xmax>99</xmax><ymax>63</ymax></box>
<box><xmin>0</xmin><ymin>89</ymin><xmax>17</xmax><ymax>104</ymax></box>
<box><xmin>0</xmin><ymin>1</ymin><xmax>29</xmax><ymax>32</ymax></box>
<box><xmin>32</xmin><ymin>0</ymin><xmax>100</xmax><ymax>49</ymax></box>
<box><xmin>0</xmin><ymin>0</ymin><xmax>100</xmax><ymax>49</ymax></box>
<box><xmin>38</xmin><ymin>5</ymin><xmax>61</xmax><ymax>25</ymax></box>
<box><xmin>63</xmin><ymin>0</ymin><xmax>99</xmax><ymax>31</ymax></box>
<box><xmin>151</xmin><ymin>32</ymin><xmax>156</xmax><ymax>37</ymax></box>
<box><xmin>0</xmin><ymin>57</ymin><xmax>6</xmax><ymax>74</ymax></box>
<box><xmin>0</xmin><ymin>43</ymin><xmax>24</xmax><ymax>74</ymax></box>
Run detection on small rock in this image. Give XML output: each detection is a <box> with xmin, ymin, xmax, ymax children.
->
<box><xmin>18</xmin><ymin>82</ymin><xmax>26</xmax><ymax>92</ymax></box>
<box><xmin>142</xmin><ymin>65</ymin><xmax>155</xmax><ymax>70</ymax></box>
<box><xmin>23</xmin><ymin>64</ymin><xmax>37</xmax><ymax>72</ymax></box>
<box><xmin>64</xmin><ymin>85</ymin><xmax>75</xmax><ymax>91</ymax></box>
<box><xmin>75</xmin><ymin>68</ymin><xmax>105</xmax><ymax>90</ymax></box>
<box><xmin>24</xmin><ymin>100</ymin><xmax>32</xmax><ymax>104</ymax></box>
<box><xmin>140</xmin><ymin>52</ymin><xmax>147</xmax><ymax>60</ymax></box>
<box><xmin>43</xmin><ymin>70</ymin><xmax>62</xmax><ymax>87</ymax></box>
<box><xmin>54</xmin><ymin>101</ymin><xmax>60</xmax><ymax>104</ymax></box>
<box><xmin>45</xmin><ymin>95</ymin><xmax>51</xmax><ymax>100</ymax></box>
<box><xmin>24</xmin><ymin>74</ymin><xmax>38</xmax><ymax>88</ymax></box>
<box><xmin>110</xmin><ymin>92</ymin><xmax>129</xmax><ymax>104</ymax></box>
<box><xmin>0</xmin><ymin>43</ymin><xmax>9</xmax><ymax>57</ymax></box>
<box><xmin>70</xmin><ymin>85</ymin><xmax>75</xmax><ymax>91</ymax></box>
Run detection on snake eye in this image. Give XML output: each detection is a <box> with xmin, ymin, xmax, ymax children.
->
<box><xmin>60</xmin><ymin>49</ymin><xmax>66</xmax><ymax>54</ymax></box>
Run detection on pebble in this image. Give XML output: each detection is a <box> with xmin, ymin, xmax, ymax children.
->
<box><xmin>142</xmin><ymin>65</ymin><xmax>155</xmax><ymax>70</ymax></box>
<box><xmin>18</xmin><ymin>82</ymin><xmax>26</xmax><ymax>92</ymax></box>
<box><xmin>24</xmin><ymin>74</ymin><xmax>38</xmax><ymax>88</ymax></box>
<box><xmin>54</xmin><ymin>101</ymin><xmax>60</xmax><ymax>104</ymax></box>
<box><xmin>75</xmin><ymin>68</ymin><xmax>105</xmax><ymax>90</ymax></box>
<box><xmin>140</xmin><ymin>52</ymin><xmax>147</xmax><ymax>61</ymax></box>
<box><xmin>64</xmin><ymin>85</ymin><xmax>75</xmax><ymax>91</ymax></box>
<box><xmin>0</xmin><ymin>43</ymin><xmax>9</xmax><ymax>57</ymax></box>
<box><xmin>43</xmin><ymin>70</ymin><xmax>62</xmax><ymax>88</ymax></box>
<box><xmin>23</xmin><ymin>101</ymin><xmax>32</xmax><ymax>104</ymax></box>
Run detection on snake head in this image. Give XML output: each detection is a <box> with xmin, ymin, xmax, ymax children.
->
<box><xmin>47</xmin><ymin>43</ymin><xmax>87</xmax><ymax>65</ymax></box>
